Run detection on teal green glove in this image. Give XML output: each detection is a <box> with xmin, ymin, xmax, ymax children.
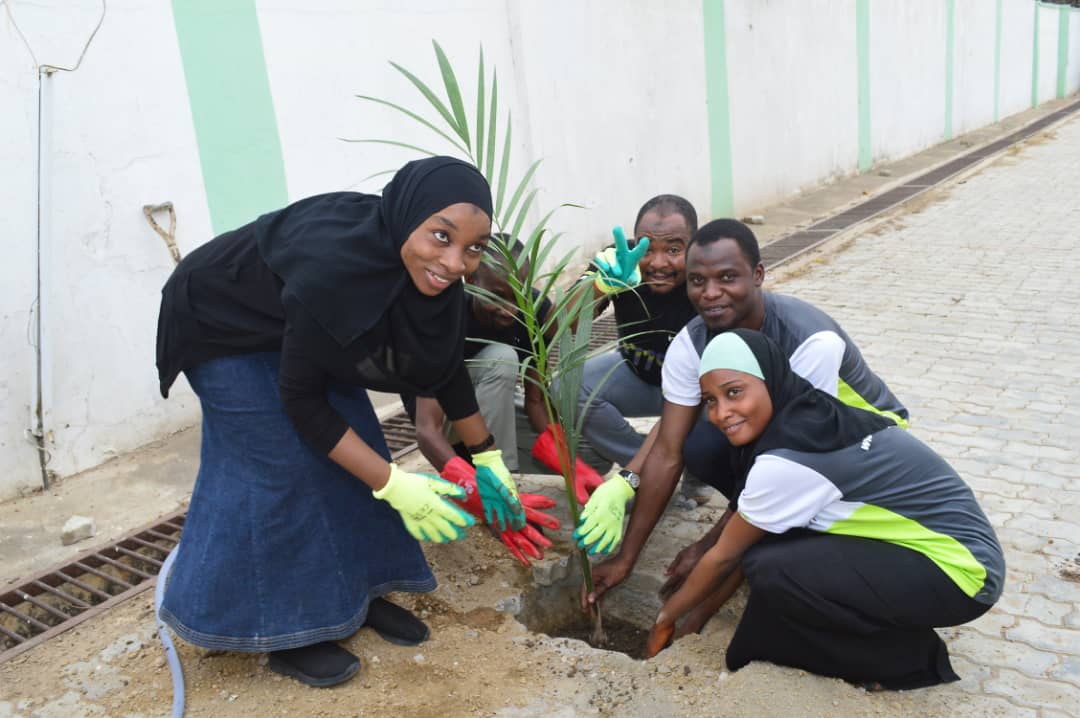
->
<box><xmin>472</xmin><ymin>449</ymin><xmax>526</xmax><ymax>531</ymax></box>
<box><xmin>373</xmin><ymin>464</ymin><xmax>475</xmax><ymax>543</ymax></box>
<box><xmin>592</xmin><ymin>227</ymin><xmax>650</xmax><ymax>294</ymax></box>
<box><xmin>573</xmin><ymin>471</ymin><xmax>635</xmax><ymax>555</ymax></box>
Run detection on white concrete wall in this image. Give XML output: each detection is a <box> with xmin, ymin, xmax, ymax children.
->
<box><xmin>726</xmin><ymin>0</ymin><xmax>859</xmax><ymax>211</ymax></box>
<box><xmin>1036</xmin><ymin>3</ymin><xmax>1060</xmax><ymax>103</ymax></box>
<box><xmin>257</xmin><ymin>1</ymin><xmax>523</xmax><ymax>200</ymax></box>
<box><xmin>2</xmin><ymin>0</ymin><xmax>1077</xmax><ymax>500</ymax></box>
<box><xmin>42</xmin><ymin>1</ymin><xmax>208</xmax><ymax>481</ymax></box>
<box><xmin>2</xmin><ymin>0</ymin><xmax>208</xmax><ymax>496</ymax></box>
<box><xmin>1001</xmin><ymin>0</ymin><xmax>1038</xmax><ymax>119</ymax></box>
<box><xmin>0</xmin><ymin>4</ymin><xmax>43</xmax><ymax>498</ymax></box>
<box><xmin>869</xmin><ymin>1</ymin><xmax>948</xmax><ymax>164</ymax></box>
<box><xmin>508</xmin><ymin>0</ymin><xmax>710</xmax><ymax>248</ymax></box>
<box><xmin>954</xmin><ymin>0</ymin><xmax>998</xmax><ymax>136</ymax></box>
<box><xmin>1070</xmin><ymin>9</ymin><xmax>1080</xmax><ymax>93</ymax></box>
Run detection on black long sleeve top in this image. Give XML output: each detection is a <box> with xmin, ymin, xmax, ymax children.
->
<box><xmin>156</xmin><ymin>224</ymin><xmax>478</xmax><ymax>454</ymax></box>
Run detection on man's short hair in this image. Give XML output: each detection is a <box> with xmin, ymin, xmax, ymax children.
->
<box><xmin>688</xmin><ymin>219</ymin><xmax>761</xmax><ymax>267</ymax></box>
<box><xmin>634</xmin><ymin>194</ymin><xmax>699</xmax><ymax>235</ymax></box>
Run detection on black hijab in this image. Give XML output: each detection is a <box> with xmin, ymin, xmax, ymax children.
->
<box><xmin>705</xmin><ymin>329</ymin><xmax>894</xmax><ymax>487</ymax></box>
<box><xmin>255</xmin><ymin>156</ymin><xmax>493</xmax><ymax>391</ymax></box>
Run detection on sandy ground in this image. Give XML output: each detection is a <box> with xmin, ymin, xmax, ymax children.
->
<box><xmin>0</xmin><ymin>472</ymin><xmax>1014</xmax><ymax>718</ymax></box>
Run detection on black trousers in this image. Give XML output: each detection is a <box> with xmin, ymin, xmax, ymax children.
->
<box><xmin>726</xmin><ymin>531</ymin><xmax>991</xmax><ymax>690</ymax></box>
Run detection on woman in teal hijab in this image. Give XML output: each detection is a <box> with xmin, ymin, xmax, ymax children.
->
<box><xmin>647</xmin><ymin>329</ymin><xmax>1003</xmax><ymax>691</ymax></box>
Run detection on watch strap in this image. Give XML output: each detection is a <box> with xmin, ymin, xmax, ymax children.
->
<box><xmin>617</xmin><ymin>468</ymin><xmax>640</xmax><ymax>491</ymax></box>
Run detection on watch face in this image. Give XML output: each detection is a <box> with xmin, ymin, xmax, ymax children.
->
<box><xmin>620</xmin><ymin>470</ymin><xmax>640</xmax><ymax>489</ymax></box>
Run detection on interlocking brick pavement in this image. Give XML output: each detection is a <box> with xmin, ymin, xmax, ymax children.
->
<box><xmin>772</xmin><ymin>115</ymin><xmax>1080</xmax><ymax>716</ymax></box>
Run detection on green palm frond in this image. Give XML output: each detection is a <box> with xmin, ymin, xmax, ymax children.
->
<box><xmin>356</xmin><ymin>41</ymin><xmax>624</xmax><ymax>602</ymax></box>
<box><xmin>432</xmin><ymin>40</ymin><xmax>471</xmax><ymax>150</ymax></box>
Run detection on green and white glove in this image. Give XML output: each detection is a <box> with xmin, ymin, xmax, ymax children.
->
<box><xmin>373</xmin><ymin>464</ymin><xmax>475</xmax><ymax>543</ymax></box>
<box><xmin>592</xmin><ymin>226</ymin><xmax>650</xmax><ymax>294</ymax></box>
<box><xmin>472</xmin><ymin>449</ymin><xmax>527</xmax><ymax>531</ymax></box>
<box><xmin>573</xmin><ymin>471</ymin><xmax>635</xmax><ymax>555</ymax></box>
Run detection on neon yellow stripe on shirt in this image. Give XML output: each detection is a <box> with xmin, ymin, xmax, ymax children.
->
<box><xmin>837</xmin><ymin>379</ymin><xmax>909</xmax><ymax>428</ymax></box>
<box><xmin>824</xmin><ymin>503</ymin><xmax>987</xmax><ymax>598</ymax></box>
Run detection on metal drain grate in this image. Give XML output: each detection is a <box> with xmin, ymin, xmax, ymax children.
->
<box><xmin>2</xmin><ymin>99</ymin><xmax>1077</xmax><ymax>663</ymax></box>
<box><xmin>381</xmin><ymin>411</ymin><xmax>421</xmax><ymax>456</ymax></box>
<box><xmin>0</xmin><ymin>512</ymin><xmax>185</xmax><ymax>663</ymax></box>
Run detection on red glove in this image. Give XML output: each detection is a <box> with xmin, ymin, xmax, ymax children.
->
<box><xmin>440</xmin><ymin>456</ymin><xmax>485</xmax><ymax>517</ymax></box>
<box><xmin>440</xmin><ymin>457</ymin><xmax>561</xmax><ymax>567</ymax></box>
<box><xmin>531</xmin><ymin>424</ymin><xmax>605</xmax><ymax>505</ymax></box>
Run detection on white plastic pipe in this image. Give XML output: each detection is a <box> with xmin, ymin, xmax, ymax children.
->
<box><xmin>154</xmin><ymin>546</ymin><xmax>185</xmax><ymax>718</ymax></box>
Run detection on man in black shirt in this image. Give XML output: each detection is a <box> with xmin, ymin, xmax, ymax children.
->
<box><xmin>579</xmin><ymin>195</ymin><xmax>698</xmax><ymax>468</ymax></box>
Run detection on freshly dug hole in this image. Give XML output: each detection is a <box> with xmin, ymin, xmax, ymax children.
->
<box><xmin>514</xmin><ymin>578</ymin><xmax>652</xmax><ymax>659</ymax></box>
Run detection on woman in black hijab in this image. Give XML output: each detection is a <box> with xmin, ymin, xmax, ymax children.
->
<box><xmin>646</xmin><ymin>329</ymin><xmax>1003</xmax><ymax>690</ymax></box>
<box><xmin>156</xmin><ymin>157</ymin><xmax>525</xmax><ymax>687</ymax></box>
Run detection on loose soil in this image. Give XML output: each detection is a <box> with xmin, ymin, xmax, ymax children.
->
<box><xmin>551</xmin><ymin>614</ymin><xmax>650</xmax><ymax>661</ymax></box>
<box><xmin>0</xmin><ymin>474</ymin><xmax>1010</xmax><ymax>717</ymax></box>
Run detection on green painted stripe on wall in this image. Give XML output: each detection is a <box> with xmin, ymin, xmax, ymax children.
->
<box><xmin>1032</xmin><ymin>2</ymin><xmax>1041</xmax><ymax>108</ymax></box>
<box><xmin>1057</xmin><ymin>4</ymin><xmax>1070</xmax><ymax>99</ymax></box>
<box><xmin>172</xmin><ymin>0</ymin><xmax>288</xmax><ymax>234</ymax></box>
<box><xmin>856</xmin><ymin>0</ymin><xmax>872</xmax><ymax>172</ymax></box>
<box><xmin>703</xmin><ymin>0</ymin><xmax>734</xmax><ymax>216</ymax></box>
<box><xmin>994</xmin><ymin>0</ymin><xmax>1003</xmax><ymax>122</ymax></box>
<box><xmin>944</xmin><ymin>0</ymin><xmax>955</xmax><ymax>140</ymax></box>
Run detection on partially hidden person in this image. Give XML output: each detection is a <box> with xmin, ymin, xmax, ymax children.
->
<box><xmin>155</xmin><ymin>157</ymin><xmax>526</xmax><ymax>687</ymax></box>
<box><xmin>645</xmin><ymin>329</ymin><xmax>1004</xmax><ymax>691</ymax></box>
<box><xmin>404</xmin><ymin>238</ymin><xmax>563</xmax><ymax>564</ymax></box>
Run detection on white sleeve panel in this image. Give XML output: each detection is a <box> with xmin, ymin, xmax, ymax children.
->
<box><xmin>661</xmin><ymin>328</ymin><xmax>702</xmax><ymax>406</ymax></box>
<box><xmin>788</xmin><ymin>330</ymin><xmax>844</xmax><ymax>397</ymax></box>
<box><xmin>737</xmin><ymin>454</ymin><xmax>843</xmax><ymax>534</ymax></box>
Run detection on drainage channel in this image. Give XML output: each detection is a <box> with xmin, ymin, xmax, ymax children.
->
<box><xmin>2</xmin><ymin>99</ymin><xmax>1077</xmax><ymax>664</ymax></box>
<box><xmin>759</xmin><ymin>97</ymin><xmax>1080</xmax><ymax>268</ymax></box>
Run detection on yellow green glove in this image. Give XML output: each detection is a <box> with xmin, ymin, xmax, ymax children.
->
<box><xmin>591</xmin><ymin>227</ymin><xmax>650</xmax><ymax>294</ymax></box>
<box><xmin>472</xmin><ymin>449</ymin><xmax>526</xmax><ymax>531</ymax></box>
<box><xmin>573</xmin><ymin>471</ymin><xmax>635</xmax><ymax>555</ymax></box>
<box><xmin>373</xmin><ymin>464</ymin><xmax>475</xmax><ymax>543</ymax></box>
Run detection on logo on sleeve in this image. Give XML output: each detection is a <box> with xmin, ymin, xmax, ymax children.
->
<box><xmin>860</xmin><ymin>434</ymin><xmax>873</xmax><ymax>451</ymax></box>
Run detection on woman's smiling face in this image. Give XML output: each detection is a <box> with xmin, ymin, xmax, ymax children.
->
<box><xmin>700</xmin><ymin>368</ymin><xmax>773</xmax><ymax>446</ymax></box>
<box><xmin>399</xmin><ymin>203</ymin><xmax>492</xmax><ymax>296</ymax></box>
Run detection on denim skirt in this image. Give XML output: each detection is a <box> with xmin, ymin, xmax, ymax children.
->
<box><xmin>159</xmin><ymin>352</ymin><xmax>435</xmax><ymax>652</ymax></box>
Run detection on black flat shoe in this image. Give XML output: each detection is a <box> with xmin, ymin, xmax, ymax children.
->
<box><xmin>364</xmin><ymin>597</ymin><xmax>430</xmax><ymax>646</ymax></box>
<box><xmin>268</xmin><ymin>642</ymin><xmax>360</xmax><ymax>687</ymax></box>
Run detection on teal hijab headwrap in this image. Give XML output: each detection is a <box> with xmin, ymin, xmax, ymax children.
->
<box><xmin>698</xmin><ymin>332</ymin><xmax>764</xmax><ymax>381</ymax></box>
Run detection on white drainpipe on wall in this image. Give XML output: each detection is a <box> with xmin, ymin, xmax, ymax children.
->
<box><xmin>7</xmin><ymin>0</ymin><xmax>107</xmax><ymax>490</ymax></box>
<box><xmin>30</xmin><ymin>65</ymin><xmax>52</xmax><ymax>490</ymax></box>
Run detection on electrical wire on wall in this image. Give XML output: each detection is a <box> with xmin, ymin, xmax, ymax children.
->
<box><xmin>3</xmin><ymin>0</ymin><xmax>106</xmax><ymax>490</ymax></box>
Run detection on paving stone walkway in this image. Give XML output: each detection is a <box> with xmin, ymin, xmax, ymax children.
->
<box><xmin>775</xmin><ymin>115</ymin><xmax>1080</xmax><ymax>717</ymax></box>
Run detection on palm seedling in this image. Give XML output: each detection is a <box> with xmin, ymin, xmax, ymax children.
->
<box><xmin>348</xmin><ymin>40</ymin><xmax>625</xmax><ymax>643</ymax></box>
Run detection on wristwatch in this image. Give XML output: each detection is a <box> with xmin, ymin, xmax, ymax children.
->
<box><xmin>617</xmin><ymin>468</ymin><xmax>641</xmax><ymax>491</ymax></box>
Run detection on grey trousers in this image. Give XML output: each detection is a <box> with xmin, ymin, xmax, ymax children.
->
<box><xmin>445</xmin><ymin>343</ymin><xmax>522</xmax><ymax>470</ymax></box>
<box><xmin>577</xmin><ymin>352</ymin><xmax>664</xmax><ymax>467</ymax></box>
